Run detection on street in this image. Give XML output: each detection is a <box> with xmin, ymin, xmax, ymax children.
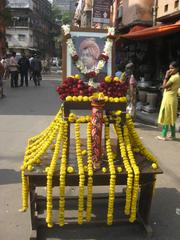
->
<box><xmin>0</xmin><ymin>73</ymin><xmax>180</xmax><ymax>240</ymax></box>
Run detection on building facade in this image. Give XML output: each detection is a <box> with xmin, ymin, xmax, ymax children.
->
<box><xmin>53</xmin><ymin>0</ymin><xmax>75</xmax><ymax>12</ymax></box>
<box><xmin>156</xmin><ymin>0</ymin><xmax>180</xmax><ymax>23</ymax></box>
<box><xmin>6</xmin><ymin>0</ymin><xmax>53</xmax><ymax>57</ymax></box>
<box><xmin>116</xmin><ymin>0</ymin><xmax>154</xmax><ymax>31</ymax></box>
<box><xmin>0</xmin><ymin>0</ymin><xmax>7</xmax><ymax>58</ymax></box>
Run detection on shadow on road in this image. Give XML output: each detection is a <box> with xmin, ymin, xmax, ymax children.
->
<box><xmin>37</xmin><ymin>188</ymin><xmax>180</xmax><ymax>240</ymax></box>
<box><xmin>0</xmin><ymin>169</ymin><xmax>21</xmax><ymax>185</ymax></box>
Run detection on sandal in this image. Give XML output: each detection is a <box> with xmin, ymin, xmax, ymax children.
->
<box><xmin>156</xmin><ymin>136</ymin><xmax>167</xmax><ymax>141</ymax></box>
<box><xmin>166</xmin><ymin>136</ymin><xmax>176</xmax><ymax>140</ymax></box>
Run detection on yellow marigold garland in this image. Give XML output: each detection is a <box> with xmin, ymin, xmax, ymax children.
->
<box><xmin>20</xmin><ymin>111</ymin><xmax>63</xmax><ymax>212</ymax></box>
<box><xmin>86</xmin><ymin>122</ymin><xmax>93</xmax><ymax>222</ymax></box>
<box><xmin>25</xmin><ymin>122</ymin><xmax>60</xmax><ymax>169</ymax></box>
<box><xmin>105</xmin><ymin>123</ymin><xmax>116</xmax><ymax>225</ymax></box>
<box><xmin>123</xmin><ymin>125</ymin><xmax>140</xmax><ymax>222</ymax></box>
<box><xmin>58</xmin><ymin>120</ymin><xmax>68</xmax><ymax>226</ymax></box>
<box><xmin>20</xmin><ymin>105</ymin><xmax>159</xmax><ymax>227</ymax></box>
<box><xmin>46</xmin><ymin>119</ymin><xmax>64</xmax><ymax>227</ymax></box>
<box><xmin>28</xmin><ymin>107</ymin><xmax>63</xmax><ymax>144</ymax></box>
<box><xmin>126</xmin><ymin>115</ymin><xmax>158</xmax><ymax>166</ymax></box>
<box><xmin>19</xmin><ymin>170</ymin><xmax>29</xmax><ymax>212</ymax></box>
<box><xmin>115</xmin><ymin>123</ymin><xmax>133</xmax><ymax>216</ymax></box>
<box><xmin>75</xmin><ymin>122</ymin><xmax>85</xmax><ymax>224</ymax></box>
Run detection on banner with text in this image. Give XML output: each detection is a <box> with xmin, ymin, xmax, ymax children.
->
<box><xmin>92</xmin><ymin>0</ymin><xmax>112</xmax><ymax>24</ymax></box>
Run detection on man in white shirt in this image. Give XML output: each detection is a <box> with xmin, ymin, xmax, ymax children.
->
<box><xmin>9</xmin><ymin>52</ymin><xmax>19</xmax><ymax>87</ymax></box>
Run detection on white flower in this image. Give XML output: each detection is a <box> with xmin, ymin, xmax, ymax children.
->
<box><xmin>108</xmin><ymin>27</ymin><xmax>115</xmax><ymax>36</ymax></box>
<box><xmin>95</xmin><ymin>69</ymin><xmax>100</xmax><ymax>74</ymax></box>
<box><xmin>62</xmin><ymin>24</ymin><xmax>70</xmax><ymax>35</ymax></box>
<box><xmin>104</xmin><ymin>39</ymin><xmax>113</xmax><ymax>55</ymax></box>
<box><xmin>96</xmin><ymin>60</ymin><xmax>105</xmax><ymax>70</ymax></box>
<box><xmin>88</xmin><ymin>79</ymin><xmax>95</xmax><ymax>87</ymax></box>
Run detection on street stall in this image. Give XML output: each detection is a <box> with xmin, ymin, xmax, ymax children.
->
<box><xmin>115</xmin><ymin>22</ymin><xmax>180</xmax><ymax>113</ymax></box>
<box><xmin>20</xmin><ymin>26</ymin><xmax>162</xmax><ymax>240</ymax></box>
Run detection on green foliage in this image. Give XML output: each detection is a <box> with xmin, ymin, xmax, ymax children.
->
<box><xmin>51</xmin><ymin>4</ymin><xmax>72</xmax><ymax>25</ymax></box>
<box><xmin>61</xmin><ymin>11</ymin><xmax>73</xmax><ymax>25</ymax></box>
<box><xmin>0</xmin><ymin>3</ymin><xmax>12</xmax><ymax>25</ymax></box>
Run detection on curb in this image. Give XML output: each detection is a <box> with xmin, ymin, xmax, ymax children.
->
<box><xmin>136</xmin><ymin>111</ymin><xmax>180</xmax><ymax>132</ymax></box>
<box><xmin>136</xmin><ymin>111</ymin><xmax>158</xmax><ymax>126</ymax></box>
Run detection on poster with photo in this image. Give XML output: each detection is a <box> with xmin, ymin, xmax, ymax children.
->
<box><xmin>62</xmin><ymin>28</ymin><xmax>114</xmax><ymax>82</ymax></box>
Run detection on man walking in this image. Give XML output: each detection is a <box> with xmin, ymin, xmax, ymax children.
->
<box><xmin>18</xmin><ymin>53</ymin><xmax>30</xmax><ymax>87</ymax></box>
<box><xmin>0</xmin><ymin>61</ymin><xmax>5</xmax><ymax>98</ymax></box>
<box><xmin>30</xmin><ymin>54</ymin><xmax>42</xmax><ymax>86</ymax></box>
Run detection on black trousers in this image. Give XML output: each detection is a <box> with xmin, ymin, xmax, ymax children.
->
<box><xmin>11</xmin><ymin>71</ymin><xmax>18</xmax><ymax>87</ymax></box>
<box><xmin>32</xmin><ymin>71</ymin><xmax>41</xmax><ymax>86</ymax></box>
<box><xmin>20</xmin><ymin>71</ymin><xmax>28</xmax><ymax>86</ymax></box>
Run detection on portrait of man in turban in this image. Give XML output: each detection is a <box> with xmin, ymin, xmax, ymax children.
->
<box><xmin>79</xmin><ymin>38</ymin><xmax>100</xmax><ymax>71</ymax></box>
<box><xmin>68</xmin><ymin>32</ymin><xmax>112</xmax><ymax>83</ymax></box>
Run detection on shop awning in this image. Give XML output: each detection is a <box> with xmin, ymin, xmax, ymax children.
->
<box><xmin>116</xmin><ymin>22</ymin><xmax>180</xmax><ymax>40</ymax></box>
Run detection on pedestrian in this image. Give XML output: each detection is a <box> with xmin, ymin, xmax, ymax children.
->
<box><xmin>9</xmin><ymin>52</ymin><xmax>19</xmax><ymax>88</ymax></box>
<box><xmin>29</xmin><ymin>55</ymin><xmax>34</xmax><ymax>81</ymax></box>
<box><xmin>157</xmin><ymin>61</ymin><xmax>180</xmax><ymax>140</ymax></box>
<box><xmin>1</xmin><ymin>55</ymin><xmax>9</xmax><ymax>80</ymax></box>
<box><xmin>18</xmin><ymin>53</ymin><xmax>30</xmax><ymax>87</ymax></box>
<box><xmin>0</xmin><ymin>61</ymin><xmax>6</xmax><ymax>98</ymax></box>
<box><xmin>30</xmin><ymin>54</ymin><xmax>42</xmax><ymax>86</ymax></box>
<box><xmin>120</xmin><ymin>62</ymin><xmax>137</xmax><ymax>119</ymax></box>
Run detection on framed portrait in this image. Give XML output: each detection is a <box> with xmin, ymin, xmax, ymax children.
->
<box><xmin>62</xmin><ymin>28</ymin><xmax>115</xmax><ymax>82</ymax></box>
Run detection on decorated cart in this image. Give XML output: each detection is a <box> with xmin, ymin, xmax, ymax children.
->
<box><xmin>20</xmin><ymin>26</ymin><xmax>162</xmax><ymax>240</ymax></box>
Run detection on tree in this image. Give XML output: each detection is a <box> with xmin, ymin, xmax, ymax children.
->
<box><xmin>0</xmin><ymin>0</ymin><xmax>12</xmax><ymax>25</ymax></box>
<box><xmin>51</xmin><ymin>4</ymin><xmax>73</xmax><ymax>26</ymax></box>
<box><xmin>51</xmin><ymin>4</ymin><xmax>73</xmax><ymax>57</ymax></box>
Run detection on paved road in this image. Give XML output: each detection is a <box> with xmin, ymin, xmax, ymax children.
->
<box><xmin>0</xmin><ymin>74</ymin><xmax>180</xmax><ymax>240</ymax></box>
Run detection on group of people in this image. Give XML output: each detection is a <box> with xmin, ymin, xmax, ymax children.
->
<box><xmin>0</xmin><ymin>52</ymin><xmax>43</xmax><ymax>97</ymax></box>
<box><xmin>10</xmin><ymin>52</ymin><xmax>42</xmax><ymax>87</ymax></box>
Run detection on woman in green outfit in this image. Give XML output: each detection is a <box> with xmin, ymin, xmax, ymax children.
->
<box><xmin>157</xmin><ymin>61</ymin><xmax>180</xmax><ymax>140</ymax></box>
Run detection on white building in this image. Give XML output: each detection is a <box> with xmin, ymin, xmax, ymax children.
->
<box><xmin>53</xmin><ymin>0</ymin><xmax>75</xmax><ymax>12</ymax></box>
<box><xmin>6</xmin><ymin>0</ymin><xmax>53</xmax><ymax>56</ymax></box>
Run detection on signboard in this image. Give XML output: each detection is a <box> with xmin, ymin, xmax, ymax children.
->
<box><xmin>7</xmin><ymin>0</ymin><xmax>33</xmax><ymax>10</ymax></box>
<box><xmin>92</xmin><ymin>0</ymin><xmax>112</xmax><ymax>24</ymax></box>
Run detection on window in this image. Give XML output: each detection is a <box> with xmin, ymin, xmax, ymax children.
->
<box><xmin>30</xmin><ymin>35</ymin><xmax>33</xmax><ymax>43</ymax></box>
<box><xmin>6</xmin><ymin>34</ymin><xmax>12</xmax><ymax>41</ymax></box>
<box><xmin>18</xmin><ymin>34</ymin><xmax>26</xmax><ymax>41</ymax></box>
<box><xmin>164</xmin><ymin>4</ymin><xmax>168</xmax><ymax>12</ymax></box>
<box><xmin>174</xmin><ymin>0</ymin><xmax>179</xmax><ymax>8</ymax></box>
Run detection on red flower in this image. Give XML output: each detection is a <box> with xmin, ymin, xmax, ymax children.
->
<box><xmin>107</xmin><ymin>34</ymin><xmax>116</xmax><ymax>40</ymax></box>
<box><xmin>86</xmin><ymin>71</ymin><xmax>96</xmax><ymax>78</ymax></box>
<box><xmin>99</xmin><ymin>53</ymin><xmax>109</xmax><ymax>62</ymax></box>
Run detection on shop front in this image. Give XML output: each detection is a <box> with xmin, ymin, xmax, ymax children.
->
<box><xmin>115</xmin><ymin>22</ymin><xmax>180</xmax><ymax>115</ymax></box>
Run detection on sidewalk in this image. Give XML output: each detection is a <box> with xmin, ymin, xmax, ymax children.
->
<box><xmin>136</xmin><ymin>110</ymin><xmax>180</xmax><ymax>132</ymax></box>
